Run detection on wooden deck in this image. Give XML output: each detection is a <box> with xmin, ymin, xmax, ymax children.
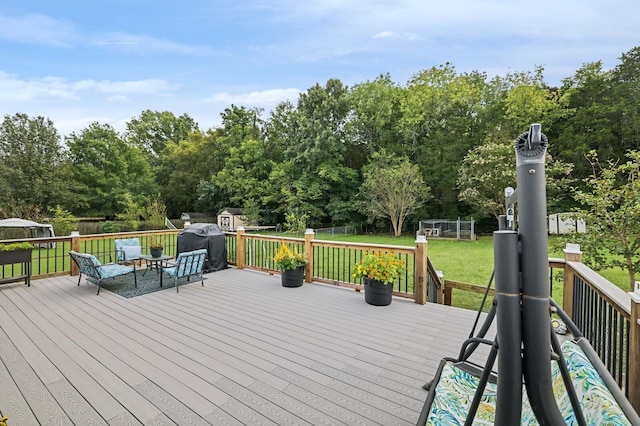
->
<box><xmin>0</xmin><ymin>268</ymin><xmax>492</xmax><ymax>425</ymax></box>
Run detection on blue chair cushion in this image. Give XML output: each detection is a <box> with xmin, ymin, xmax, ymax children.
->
<box><xmin>99</xmin><ymin>263</ymin><xmax>135</xmax><ymax>279</ymax></box>
<box><xmin>121</xmin><ymin>245</ymin><xmax>142</xmax><ymax>261</ymax></box>
<box><xmin>164</xmin><ymin>249</ymin><xmax>207</xmax><ymax>278</ymax></box>
<box><xmin>115</xmin><ymin>238</ymin><xmax>142</xmax><ymax>262</ymax></box>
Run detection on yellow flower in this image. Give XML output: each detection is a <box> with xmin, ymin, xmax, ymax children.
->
<box><xmin>352</xmin><ymin>251</ymin><xmax>406</xmax><ymax>284</ymax></box>
<box><xmin>272</xmin><ymin>241</ymin><xmax>306</xmax><ymax>271</ymax></box>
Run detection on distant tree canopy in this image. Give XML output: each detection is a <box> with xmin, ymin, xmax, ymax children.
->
<box><xmin>1</xmin><ymin>44</ymin><xmax>639</xmax><ymax>237</ymax></box>
<box><xmin>572</xmin><ymin>150</ymin><xmax>640</xmax><ymax>291</ymax></box>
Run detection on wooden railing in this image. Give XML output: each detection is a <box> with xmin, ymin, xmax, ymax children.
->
<box><xmin>1</xmin><ymin>229</ymin><xmax>443</xmax><ymax>304</ymax></box>
<box><xmin>231</xmin><ymin>229</ymin><xmax>441</xmax><ymax>304</ymax></box>
<box><xmin>0</xmin><ymin>230</ymin><xmax>181</xmax><ymax>281</ymax></box>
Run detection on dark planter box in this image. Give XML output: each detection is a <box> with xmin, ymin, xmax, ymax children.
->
<box><xmin>0</xmin><ymin>248</ymin><xmax>33</xmax><ymax>286</ymax></box>
<box><xmin>0</xmin><ymin>248</ymin><xmax>32</xmax><ymax>265</ymax></box>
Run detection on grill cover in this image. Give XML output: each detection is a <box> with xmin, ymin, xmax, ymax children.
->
<box><xmin>176</xmin><ymin>223</ymin><xmax>228</xmax><ymax>272</ymax></box>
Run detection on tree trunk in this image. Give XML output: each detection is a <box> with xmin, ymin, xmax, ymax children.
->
<box><xmin>626</xmin><ymin>254</ymin><xmax>636</xmax><ymax>291</ymax></box>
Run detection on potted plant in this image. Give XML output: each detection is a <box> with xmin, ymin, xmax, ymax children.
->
<box><xmin>273</xmin><ymin>241</ymin><xmax>306</xmax><ymax>287</ymax></box>
<box><xmin>0</xmin><ymin>242</ymin><xmax>35</xmax><ymax>286</ymax></box>
<box><xmin>353</xmin><ymin>251</ymin><xmax>406</xmax><ymax>306</ymax></box>
<box><xmin>148</xmin><ymin>235</ymin><xmax>164</xmax><ymax>258</ymax></box>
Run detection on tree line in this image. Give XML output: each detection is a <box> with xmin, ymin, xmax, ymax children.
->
<box><xmin>1</xmin><ymin>46</ymin><xmax>639</xmax><ymax>237</ymax></box>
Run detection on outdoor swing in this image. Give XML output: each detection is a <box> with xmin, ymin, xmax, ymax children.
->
<box><xmin>416</xmin><ymin>125</ymin><xmax>640</xmax><ymax>425</ymax></box>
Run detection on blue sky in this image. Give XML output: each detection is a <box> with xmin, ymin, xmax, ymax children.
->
<box><xmin>1</xmin><ymin>1</ymin><xmax>638</xmax><ymax>136</ymax></box>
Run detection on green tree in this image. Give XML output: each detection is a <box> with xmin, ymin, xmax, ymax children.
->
<box><xmin>125</xmin><ymin>110</ymin><xmax>199</xmax><ymax>163</ymax></box>
<box><xmin>207</xmin><ymin>138</ymin><xmax>275</xmax><ymax>224</ymax></box>
<box><xmin>265</xmin><ymin>79</ymin><xmax>357</xmax><ymax>226</ymax></box>
<box><xmin>554</xmin><ymin>62</ymin><xmax>614</xmax><ymax>179</ymax></box>
<box><xmin>219</xmin><ymin>105</ymin><xmax>264</xmax><ymax>148</ymax></box>
<box><xmin>357</xmin><ymin>150</ymin><xmax>429</xmax><ymax>237</ymax></box>
<box><xmin>400</xmin><ymin>64</ymin><xmax>492</xmax><ymax>218</ymax></box>
<box><xmin>115</xmin><ymin>193</ymin><xmax>143</xmax><ymax>231</ymax></box>
<box><xmin>458</xmin><ymin>139</ymin><xmax>574</xmax><ymax>219</ymax></box>
<box><xmin>66</xmin><ymin>122</ymin><xmax>154</xmax><ymax>216</ymax></box>
<box><xmin>160</xmin><ymin>129</ymin><xmax>227</xmax><ymax>217</ymax></box>
<box><xmin>346</xmin><ymin>74</ymin><xmax>404</xmax><ymax>169</ymax></box>
<box><xmin>144</xmin><ymin>196</ymin><xmax>167</xmax><ymax>230</ymax></box>
<box><xmin>0</xmin><ymin>113</ymin><xmax>69</xmax><ymax>215</ymax></box>
<box><xmin>573</xmin><ymin>150</ymin><xmax>640</xmax><ymax>290</ymax></box>
<box><xmin>49</xmin><ymin>205</ymin><xmax>78</xmax><ymax>236</ymax></box>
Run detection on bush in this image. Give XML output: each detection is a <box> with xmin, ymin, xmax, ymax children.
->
<box><xmin>49</xmin><ymin>205</ymin><xmax>78</xmax><ymax>236</ymax></box>
<box><xmin>101</xmin><ymin>221</ymin><xmax>120</xmax><ymax>234</ymax></box>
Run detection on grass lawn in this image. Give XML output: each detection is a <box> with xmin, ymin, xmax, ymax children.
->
<box><xmin>313</xmin><ymin>232</ymin><xmax>632</xmax><ymax>310</ymax></box>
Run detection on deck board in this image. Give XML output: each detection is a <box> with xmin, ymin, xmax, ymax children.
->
<box><xmin>0</xmin><ymin>267</ymin><xmax>492</xmax><ymax>425</ymax></box>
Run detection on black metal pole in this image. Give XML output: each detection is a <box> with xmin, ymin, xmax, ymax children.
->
<box><xmin>493</xmin><ymin>229</ymin><xmax>523</xmax><ymax>425</ymax></box>
<box><xmin>516</xmin><ymin>124</ymin><xmax>565</xmax><ymax>424</ymax></box>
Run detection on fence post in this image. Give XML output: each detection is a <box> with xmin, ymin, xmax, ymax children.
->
<box><xmin>629</xmin><ymin>287</ymin><xmax>640</xmax><ymax>412</ymax></box>
<box><xmin>563</xmin><ymin>243</ymin><xmax>582</xmax><ymax>318</ymax></box>
<box><xmin>236</xmin><ymin>226</ymin><xmax>245</xmax><ymax>269</ymax></box>
<box><xmin>444</xmin><ymin>282</ymin><xmax>452</xmax><ymax>306</ymax></box>
<box><xmin>70</xmin><ymin>232</ymin><xmax>81</xmax><ymax>276</ymax></box>
<box><xmin>414</xmin><ymin>235</ymin><xmax>427</xmax><ymax>304</ymax></box>
<box><xmin>304</xmin><ymin>229</ymin><xmax>314</xmax><ymax>283</ymax></box>
<box><xmin>436</xmin><ymin>270</ymin><xmax>444</xmax><ymax>304</ymax></box>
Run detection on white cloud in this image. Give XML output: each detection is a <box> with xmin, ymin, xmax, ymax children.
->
<box><xmin>106</xmin><ymin>95</ymin><xmax>131</xmax><ymax>103</ymax></box>
<box><xmin>0</xmin><ymin>72</ymin><xmax>175</xmax><ymax>104</ymax></box>
<box><xmin>0</xmin><ymin>72</ymin><xmax>77</xmax><ymax>102</ymax></box>
<box><xmin>90</xmin><ymin>33</ymin><xmax>219</xmax><ymax>55</ymax></box>
<box><xmin>0</xmin><ymin>12</ymin><xmax>217</xmax><ymax>56</ymax></box>
<box><xmin>74</xmin><ymin>78</ymin><xmax>175</xmax><ymax>95</ymax></box>
<box><xmin>372</xmin><ymin>31</ymin><xmax>419</xmax><ymax>41</ymax></box>
<box><xmin>0</xmin><ymin>13</ymin><xmax>75</xmax><ymax>45</ymax></box>
<box><xmin>208</xmin><ymin>88</ymin><xmax>301</xmax><ymax>105</ymax></box>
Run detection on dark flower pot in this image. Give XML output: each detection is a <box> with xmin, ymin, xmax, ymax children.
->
<box><xmin>150</xmin><ymin>247</ymin><xmax>163</xmax><ymax>258</ymax></box>
<box><xmin>364</xmin><ymin>277</ymin><xmax>393</xmax><ymax>306</ymax></box>
<box><xmin>281</xmin><ymin>264</ymin><xmax>305</xmax><ymax>287</ymax></box>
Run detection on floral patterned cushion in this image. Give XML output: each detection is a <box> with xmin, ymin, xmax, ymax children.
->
<box><xmin>424</xmin><ymin>340</ymin><xmax>631</xmax><ymax>425</ymax></box>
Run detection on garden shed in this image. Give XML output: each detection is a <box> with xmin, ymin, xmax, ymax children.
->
<box><xmin>217</xmin><ymin>208</ymin><xmax>247</xmax><ymax>231</ymax></box>
<box><xmin>0</xmin><ymin>218</ymin><xmax>56</xmax><ymax>248</ymax></box>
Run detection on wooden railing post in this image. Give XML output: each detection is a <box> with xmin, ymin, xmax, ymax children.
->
<box><xmin>304</xmin><ymin>229</ymin><xmax>314</xmax><ymax>283</ymax></box>
<box><xmin>236</xmin><ymin>226</ymin><xmax>245</xmax><ymax>269</ymax></box>
<box><xmin>628</xmin><ymin>287</ymin><xmax>640</xmax><ymax>412</ymax></box>
<box><xmin>414</xmin><ymin>235</ymin><xmax>427</xmax><ymax>304</ymax></box>
<box><xmin>563</xmin><ymin>243</ymin><xmax>582</xmax><ymax>318</ymax></box>
<box><xmin>436</xmin><ymin>270</ymin><xmax>444</xmax><ymax>304</ymax></box>
<box><xmin>70</xmin><ymin>232</ymin><xmax>81</xmax><ymax>276</ymax></box>
<box><xmin>444</xmin><ymin>285</ymin><xmax>452</xmax><ymax>306</ymax></box>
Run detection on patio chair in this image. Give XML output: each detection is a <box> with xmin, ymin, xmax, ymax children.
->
<box><xmin>114</xmin><ymin>238</ymin><xmax>142</xmax><ymax>263</ymax></box>
<box><xmin>69</xmin><ymin>250</ymin><xmax>137</xmax><ymax>295</ymax></box>
<box><xmin>161</xmin><ymin>249</ymin><xmax>207</xmax><ymax>293</ymax></box>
